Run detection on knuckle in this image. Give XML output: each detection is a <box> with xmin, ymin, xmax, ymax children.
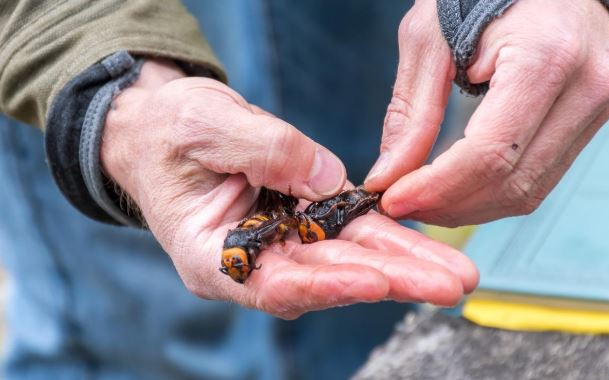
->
<box><xmin>381</xmin><ymin>93</ymin><xmax>414</xmax><ymax>147</ymax></box>
<box><xmin>547</xmin><ymin>42</ymin><xmax>580</xmax><ymax>76</ymax></box>
<box><xmin>535</xmin><ymin>32</ymin><xmax>582</xmax><ymax>80</ymax></box>
<box><xmin>162</xmin><ymin>97</ymin><xmax>218</xmax><ymax>159</ymax></box>
<box><xmin>495</xmin><ymin>36</ymin><xmax>580</xmax><ymax>90</ymax></box>
<box><xmin>505</xmin><ymin>174</ymin><xmax>534</xmax><ymax>202</ymax></box>
<box><xmin>387</xmin><ymin>92</ymin><xmax>414</xmax><ymax>120</ymax></box>
<box><xmin>503</xmin><ymin>172</ymin><xmax>545</xmax><ymax>215</ymax></box>
<box><xmin>398</xmin><ymin>11</ymin><xmax>430</xmax><ymax>48</ymax></box>
<box><xmin>398</xmin><ymin>13</ymin><xmax>418</xmax><ymax>41</ymax></box>
<box><xmin>381</xmin><ymin>93</ymin><xmax>442</xmax><ymax>151</ymax></box>
<box><xmin>477</xmin><ymin>142</ymin><xmax>520</xmax><ymax>180</ymax></box>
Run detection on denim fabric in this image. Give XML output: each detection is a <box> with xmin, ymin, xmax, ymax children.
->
<box><xmin>0</xmin><ymin>1</ymin><xmax>415</xmax><ymax>379</ymax></box>
<box><xmin>0</xmin><ymin>123</ymin><xmax>282</xmax><ymax>380</ymax></box>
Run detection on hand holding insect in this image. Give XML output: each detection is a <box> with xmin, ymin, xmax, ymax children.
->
<box><xmin>220</xmin><ymin>187</ymin><xmax>380</xmax><ymax>283</ymax></box>
<box><xmin>366</xmin><ymin>0</ymin><xmax>609</xmax><ymax>226</ymax></box>
<box><xmin>101</xmin><ymin>59</ymin><xmax>479</xmax><ymax>319</ymax></box>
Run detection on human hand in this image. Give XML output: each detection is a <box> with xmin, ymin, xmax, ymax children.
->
<box><xmin>101</xmin><ymin>59</ymin><xmax>478</xmax><ymax>319</ymax></box>
<box><xmin>365</xmin><ymin>0</ymin><xmax>609</xmax><ymax>226</ymax></box>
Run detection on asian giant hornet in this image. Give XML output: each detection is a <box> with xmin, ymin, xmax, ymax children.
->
<box><xmin>220</xmin><ymin>186</ymin><xmax>379</xmax><ymax>283</ymax></box>
<box><xmin>296</xmin><ymin>187</ymin><xmax>380</xmax><ymax>243</ymax></box>
<box><xmin>220</xmin><ymin>188</ymin><xmax>298</xmax><ymax>283</ymax></box>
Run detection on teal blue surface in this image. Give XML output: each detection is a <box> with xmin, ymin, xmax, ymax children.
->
<box><xmin>465</xmin><ymin>125</ymin><xmax>609</xmax><ymax>302</ymax></box>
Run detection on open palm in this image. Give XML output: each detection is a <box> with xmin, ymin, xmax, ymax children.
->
<box><xmin>163</xmin><ymin>175</ymin><xmax>478</xmax><ymax>320</ymax></box>
<box><xmin>101</xmin><ymin>60</ymin><xmax>478</xmax><ymax>319</ymax></box>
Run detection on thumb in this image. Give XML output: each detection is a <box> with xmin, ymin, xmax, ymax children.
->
<box><xmin>196</xmin><ymin>109</ymin><xmax>347</xmax><ymax>201</ymax></box>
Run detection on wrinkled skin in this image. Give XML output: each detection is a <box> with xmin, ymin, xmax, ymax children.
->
<box><xmin>101</xmin><ymin>60</ymin><xmax>478</xmax><ymax>320</ymax></box>
<box><xmin>365</xmin><ymin>0</ymin><xmax>609</xmax><ymax>226</ymax></box>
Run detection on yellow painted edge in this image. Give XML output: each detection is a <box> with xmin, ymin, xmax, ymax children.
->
<box><xmin>420</xmin><ymin>224</ymin><xmax>477</xmax><ymax>250</ymax></box>
<box><xmin>463</xmin><ymin>298</ymin><xmax>609</xmax><ymax>334</ymax></box>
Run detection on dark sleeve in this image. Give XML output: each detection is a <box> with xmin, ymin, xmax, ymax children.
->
<box><xmin>46</xmin><ymin>51</ymin><xmax>218</xmax><ymax>227</ymax></box>
<box><xmin>46</xmin><ymin>51</ymin><xmax>145</xmax><ymax>226</ymax></box>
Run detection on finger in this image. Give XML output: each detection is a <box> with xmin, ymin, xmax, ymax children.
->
<box><xmin>365</xmin><ymin>1</ymin><xmax>454</xmax><ymax>192</ymax></box>
<box><xmin>405</xmin><ymin>83</ymin><xmax>607</xmax><ymax>226</ymax></box>
<box><xmin>534</xmin><ymin>110</ymin><xmax>608</xmax><ymax>192</ymax></box>
<box><xmin>339</xmin><ymin>213</ymin><xmax>479</xmax><ymax>293</ymax></box>
<box><xmin>180</xmin><ymin>80</ymin><xmax>347</xmax><ymax>201</ymax></box>
<box><xmin>409</xmin><ymin>117</ymin><xmax>605</xmax><ymax>226</ymax></box>
<box><xmin>216</xmin><ymin>112</ymin><xmax>347</xmax><ymax>201</ymax></box>
<box><xmin>381</xmin><ymin>41</ymin><xmax>577</xmax><ymax>218</ymax></box>
<box><xmin>165</xmin><ymin>221</ymin><xmax>389</xmax><ymax>320</ymax></box>
<box><xmin>285</xmin><ymin>239</ymin><xmax>464</xmax><ymax>306</ymax></box>
<box><xmin>246</xmin><ymin>251</ymin><xmax>390</xmax><ymax>319</ymax></box>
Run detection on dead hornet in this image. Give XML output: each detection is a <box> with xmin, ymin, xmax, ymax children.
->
<box><xmin>220</xmin><ymin>188</ymin><xmax>298</xmax><ymax>283</ymax></box>
<box><xmin>296</xmin><ymin>186</ymin><xmax>380</xmax><ymax>243</ymax></box>
<box><xmin>220</xmin><ymin>186</ymin><xmax>379</xmax><ymax>283</ymax></box>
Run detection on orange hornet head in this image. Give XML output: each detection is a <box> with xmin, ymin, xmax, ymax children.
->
<box><xmin>220</xmin><ymin>247</ymin><xmax>253</xmax><ymax>284</ymax></box>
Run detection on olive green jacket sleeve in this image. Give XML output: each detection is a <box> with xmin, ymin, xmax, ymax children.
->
<box><xmin>0</xmin><ymin>0</ymin><xmax>226</xmax><ymax>129</ymax></box>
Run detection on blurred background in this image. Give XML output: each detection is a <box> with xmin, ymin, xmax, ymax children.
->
<box><xmin>1</xmin><ymin>1</ymin><xmax>608</xmax><ymax>379</ymax></box>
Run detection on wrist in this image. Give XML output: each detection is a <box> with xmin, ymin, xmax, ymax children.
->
<box><xmin>100</xmin><ymin>59</ymin><xmax>186</xmax><ymax>205</ymax></box>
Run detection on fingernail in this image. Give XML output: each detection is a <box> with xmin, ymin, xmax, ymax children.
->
<box><xmin>376</xmin><ymin>199</ymin><xmax>387</xmax><ymax>215</ymax></box>
<box><xmin>365</xmin><ymin>152</ymin><xmax>390</xmax><ymax>184</ymax></box>
<box><xmin>308</xmin><ymin>148</ymin><xmax>346</xmax><ymax>196</ymax></box>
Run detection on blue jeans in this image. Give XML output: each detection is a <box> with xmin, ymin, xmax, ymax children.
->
<box><xmin>0</xmin><ymin>1</ymin><xmax>414</xmax><ymax>379</ymax></box>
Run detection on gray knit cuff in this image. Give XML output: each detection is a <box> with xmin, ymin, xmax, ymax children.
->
<box><xmin>437</xmin><ymin>0</ymin><xmax>516</xmax><ymax>96</ymax></box>
<box><xmin>79</xmin><ymin>51</ymin><xmax>145</xmax><ymax>227</ymax></box>
<box><xmin>438</xmin><ymin>0</ymin><xmax>609</xmax><ymax>96</ymax></box>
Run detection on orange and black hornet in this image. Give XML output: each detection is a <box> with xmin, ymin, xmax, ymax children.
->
<box><xmin>220</xmin><ymin>189</ymin><xmax>298</xmax><ymax>283</ymax></box>
<box><xmin>221</xmin><ymin>186</ymin><xmax>379</xmax><ymax>283</ymax></box>
<box><xmin>296</xmin><ymin>187</ymin><xmax>379</xmax><ymax>243</ymax></box>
